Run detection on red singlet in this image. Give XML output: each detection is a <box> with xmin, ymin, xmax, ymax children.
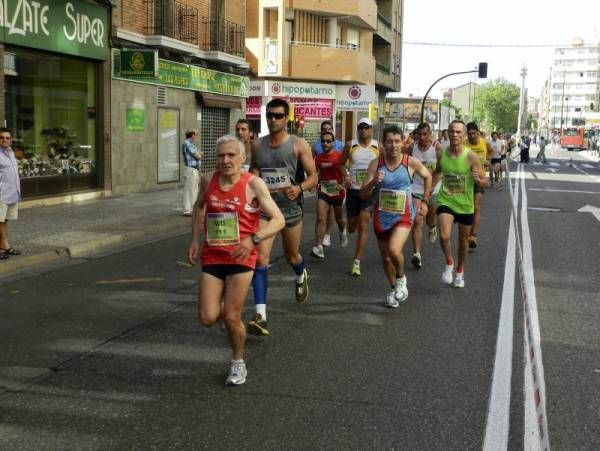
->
<box><xmin>314</xmin><ymin>150</ymin><xmax>346</xmax><ymax>201</ymax></box>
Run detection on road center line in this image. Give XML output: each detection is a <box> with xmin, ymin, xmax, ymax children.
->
<box><xmin>529</xmin><ymin>188</ymin><xmax>600</xmax><ymax>195</ymax></box>
<box><xmin>483</xmin><ymin>166</ymin><xmax>518</xmax><ymax>451</ymax></box>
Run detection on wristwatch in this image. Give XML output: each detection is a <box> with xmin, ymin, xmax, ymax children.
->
<box><xmin>251</xmin><ymin>233</ymin><xmax>261</xmax><ymax>245</ymax></box>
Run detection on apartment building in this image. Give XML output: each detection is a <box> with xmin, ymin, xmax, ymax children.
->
<box><xmin>245</xmin><ymin>0</ymin><xmax>403</xmax><ymax>142</ymax></box>
<box><xmin>447</xmin><ymin>82</ymin><xmax>479</xmax><ymax>124</ymax></box>
<box><xmin>111</xmin><ymin>0</ymin><xmax>250</xmax><ymax>193</ymax></box>
<box><xmin>548</xmin><ymin>37</ymin><xmax>600</xmax><ymax>131</ymax></box>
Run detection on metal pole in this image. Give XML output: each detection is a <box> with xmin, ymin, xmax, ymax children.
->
<box><xmin>559</xmin><ymin>71</ymin><xmax>566</xmax><ymax>129</ymax></box>
<box><xmin>517</xmin><ymin>66</ymin><xmax>527</xmax><ymax>137</ymax></box>
<box><xmin>420</xmin><ymin>69</ymin><xmax>477</xmax><ymax>123</ymax></box>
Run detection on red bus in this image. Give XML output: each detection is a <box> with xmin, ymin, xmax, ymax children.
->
<box><xmin>560</xmin><ymin>127</ymin><xmax>588</xmax><ymax>150</ymax></box>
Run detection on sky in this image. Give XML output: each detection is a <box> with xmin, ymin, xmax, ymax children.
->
<box><xmin>400</xmin><ymin>0</ymin><xmax>600</xmax><ymax>100</ymax></box>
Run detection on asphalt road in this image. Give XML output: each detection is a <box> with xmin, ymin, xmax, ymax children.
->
<box><xmin>0</xmin><ymin>151</ymin><xmax>598</xmax><ymax>449</ymax></box>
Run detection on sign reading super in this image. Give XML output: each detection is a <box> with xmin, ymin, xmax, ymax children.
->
<box><xmin>0</xmin><ymin>0</ymin><xmax>108</xmax><ymax>60</ymax></box>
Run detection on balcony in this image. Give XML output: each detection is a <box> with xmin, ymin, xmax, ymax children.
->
<box><xmin>145</xmin><ymin>0</ymin><xmax>199</xmax><ymax>45</ymax></box>
<box><xmin>286</xmin><ymin>42</ymin><xmax>375</xmax><ymax>85</ymax></box>
<box><xmin>201</xmin><ymin>18</ymin><xmax>246</xmax><ymax>58</ymax></box>
<box><xmin>375</xmin><ymin>13</ymin><xmax>393</xmax><ymax>44</ymax></box>
<box><xmin>290</xmin><ymin>0</ymin><xmax>377</xmax><ymax>30</ymax></box>
<box><xmin>376</xmin><ymin>61</ymin><xmax>396</xmax><ymax>91</ymax></box>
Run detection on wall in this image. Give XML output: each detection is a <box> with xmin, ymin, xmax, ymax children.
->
<box><xmin>0</xmin><ymin>45</ymin><xmax>4</xmax><ymax>126</ymax></box>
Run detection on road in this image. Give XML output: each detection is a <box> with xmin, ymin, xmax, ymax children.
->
<box><xmin>0</xmin><ymin>149</ymin><xmax>598</xmax><ymax>449</ymax></box>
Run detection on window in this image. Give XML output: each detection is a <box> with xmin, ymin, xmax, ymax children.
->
<box><xmin>346</xmin><ymin>28</ymin><xmax>360</xmax><ymax>50</ymax></box>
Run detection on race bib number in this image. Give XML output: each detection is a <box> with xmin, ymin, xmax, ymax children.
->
<box><xmin>262</xmin><ymin>168</ymin><xmax>291</xmax><ymax>192</ymax></box>
<box><xmin>206</xmin><ymin>212</ymin><xmax>240</xmax><ymax>246</ymax></box>
<box><xmin>378</xmin><ymin>189</ymin><xmax>406</xmax><ymax>214</ymax></box>
<box><xmin>443</xmin><ymin>174</ymin><xmax>466</xmax><ymax>195</ymax></box>
<box><xmin>354</xmin><ymin>168</ymin><xmax>367</xmax><ymax>185</ymax></box>
<box><xmin>321</xmin><ymin>180</ymin><xmax>339</xmax><ymax>196</ymax></box>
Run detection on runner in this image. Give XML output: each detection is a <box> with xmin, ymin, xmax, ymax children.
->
<box><xmin>187</xmin><ymin>135</ymin><xmax>285</xmax><ymax>386</ymax></box>
<box><xmin>465</xmin><ymin>122</ymin><xmax>492</xmax><ymax>249</ymax></box>
<box><xmin>311</xmin><ymin>130</ymin><xmax>348</xmax><ymax>259</ymax></box>
<box><xmin>439</xmin><ymin>129</ymin><xmax>450</xmax><ymax>148</ymax></box>
<box><xmin>433</xmin><ymin>120</ymin><xmax>486</xmax><ymax>288</ymax></box>
<box><xmin>489</xmin><ymin>132</ymin><xmax>503</xmax><ymax>183</ymax></box>
<box><xmin>407</xmin><ymin>122</ymin><xmax>441</xmax><ymax>269</ymax></box>
<box><xmin>235</xmin><ymin>119</ymin><xmax>253</xmax><ymax>172</ymax></box>
<box><xmin>247</xmin><ymin>98</ymin><xmax>317</xmax><ymax>336</ymax></box>
<box><xmin>498</xmin><ymin>133</ymin><xmax>508</xmax><ymax>182</ymax></box>
<box><xmin>338</xmin><ymin>118</ymin><xmax>379</xmax><ymax>276</ymax></box>
<box><xmin>360</xmin><ymin>124</ymin><xmax>432</xmax><ymax>307</ymax></box>
<box><xmin>311</xmin><ymin>120</ymin><xmax>343</xmax><ymax>247</ymax></box>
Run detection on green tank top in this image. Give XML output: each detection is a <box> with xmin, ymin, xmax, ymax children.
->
<box><xmin>437</xmin><ymin>147</ymin><xmax>474</xmax><ymax>214</ymax></box>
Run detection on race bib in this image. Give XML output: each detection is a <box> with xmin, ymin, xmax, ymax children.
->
<box><xmin>262</xmin><ymin>168</ymin><xmax>291</xmax><ymax>192</ymax></box>
<box><xmin>378</xmin><ymin>189</ymin><xmax>406</xmax><ymax>214</ymax></box>
<box><xmin>354</xmin><ymin>168</ymin><xmax>367</xmax><ymax>185</ymax></box>
<box><xmin>443</xmin><ymin>174</ymin><xmax>466</xmax><ymax>195</ymax></box>
<box><xmin>206</xmin><ymin>212</ymin><xmax>240</xmax><ymax>246</ymax></box>
<box><xmin>321</xmin><ymin>180</ymin><xmax>339</xmax><ymax>196</ymax></box>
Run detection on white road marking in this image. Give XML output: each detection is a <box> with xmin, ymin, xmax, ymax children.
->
<box><xmin>483</xmin><ymin>167</ymin><xmax>518</xmax><ymax>451</ymax></box>
<box><xmin>529</xmin><ymin>188</ymin><xmax>600</xmax><ymax>195</ymax></box>
<box><xmin>547</xmin><ymin>162</ymin><xmax>560</xmax><ymax>167</ymax></box>
<box><xmin>578</xmin><ymin>205</ymin><xmax>600</xmax><ymax>223</ymax></box>
<box><xmin>580</xmin><ymin>163</ymin><xmax>596</xmax><ymax>169</ymax></box>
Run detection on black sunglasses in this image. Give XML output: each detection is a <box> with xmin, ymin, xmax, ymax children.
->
<box><xmin>358</xmin><ymin>124</ymin><xmax>372</xmax><ymax>130</ymax></box>
<box><xmin>266</xmin><ymin>112</ymin><xmax>286</xmax><ymax>120</ymax></box>
<box><xmin>321</xmin><ymin>139</ymin><xmax>333</xmax><ymax>144</ymax></box>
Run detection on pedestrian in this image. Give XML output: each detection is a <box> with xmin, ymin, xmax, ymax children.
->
<box><xmin>536</xmin><ymin>136</ymin><xmax>547</xmax><ymax>163</ymax></box>
<box><xmin>520</xmin><ymin>136</ymin><xmax>530</xmax><ymax>163</ymax></box>
<box><xmin>439</xmin><ymin>129</ymin><xmax>450</xmax><ymax>148</ymax></box>
<box><xmin>187</xmin><ymin>135</ymin><xmax>284</xmax><ymax>386</ymax></box>
<box><xmin>182</xmin><ymin>129</ymin><xmax>203</xmax><ymax>216</ymax></box>
<box><xmin>0</xmin><ymin>127</ymin><xmax>21</xmax><ymax>260</ymax></box>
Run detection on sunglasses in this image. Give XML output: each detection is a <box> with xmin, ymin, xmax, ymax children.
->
<box><xmin>358</xmin><ymin>124</ymin><xmax>372</xmax><ymax>130</ymax></box>
<box><xmin>266</xmin><ymin>112</ymin><xmax>286</xmax><ymax>120</ymax></box>
<box><xmin>321</xmin><ymin>139</ymin><xmax>333</xmax><ymax>144</ymax></box>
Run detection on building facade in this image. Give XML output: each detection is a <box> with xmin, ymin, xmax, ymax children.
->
<box><xmin>245</xmin><ymin>0</ymin><xmax>403</xmax><ymax>143</ymax></box>
<box><xmin>1</xmin><ymin>0</ymin><xmax>112</xmax><ymax>200</ymax></box>
<box><xmin>448</xmin><ymin>82</ymin><xmax>479</xmax><ymax>124</ymax></box>
<box><xmin>548</xmin><ymin>38</ymin><xmax>600</xmax><ymax>131</ymax></box>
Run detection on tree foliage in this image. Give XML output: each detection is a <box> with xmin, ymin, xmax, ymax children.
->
<box><xmin>472</xmin><ymin>78</ymin><xmax>520</xmax><ymax>133</ymax></box>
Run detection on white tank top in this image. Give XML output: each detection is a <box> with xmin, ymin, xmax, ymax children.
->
<box><xmin>348</xmin><ymin>139</ymin><xmax>379</xmax><ymax>189</ymax></box>
<box><xmin>490</xmin><ymin>140</ymin><xmax>503</xmax><ymax>159</ymax></box>
<box><xmin>411</xmin><ymin>141</ymin><xmax>437</xmax><ymax>195</ymax></box>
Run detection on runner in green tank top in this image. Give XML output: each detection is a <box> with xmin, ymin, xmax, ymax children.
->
<box><xmin>432</xmin><ymin>120</ymin><xmax>487</xmax><ymax>289</ymax></box>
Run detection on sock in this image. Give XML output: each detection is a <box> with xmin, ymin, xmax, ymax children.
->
<box><xmin>292</xmin><ymin>260</ymin><xmax>305</xmax><ymax>283</ymax></box>
<box><xmin>354</xmin><ymin>259</ymin><xmax>360</xmax><ymax>265</ymax></box>
<box><xmin>256</xmin><ymin>303</ymin><xmax>266</xmax><ymax>320</ymax></box>
<box><xmin>252</xmin><ymin>265</ymin><xmax>268</xmax><ymax>308</ymax></box>
<box><xmin>457</xmin><ymin>266</ymin><xmax>464</xmax><ymax>274</ymax></box>
<box><xmin>446</xmin><ymin>257</ymin><xmax>454</xmax><ymax>266</ymax></box>
<box><xmin>231</xmin><ymin>359</ymin><xmax>244</xmax><ymax>364</ymax></box>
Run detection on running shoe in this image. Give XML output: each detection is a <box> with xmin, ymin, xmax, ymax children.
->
<box><xmin>322</xmin><ymin>234</ymin><xmax>331</xmax><ymax>247</ymax></box>
<box><xmin>453</xmin><ymin>273</ymin><xmax>465</xmax><ymax>288</ymax></box>
<box><xmin>311</xmin><ymin>245</ymin><xmax>325</xmax><ymax>259</ymax></box>
<box><xmin>295</xmin><ymin>268</ymin><xmax>309</xmax><ymax>303</ymax></box>
<box><xmin>428</xmin><ymin>226</ymin><xmax>438</xmax><ymax>244</ymax></box>
<box><xmin>340</xmin><ymin>228</ymin><xmax>349</xmax><ymax>248</ymax></box>
<box><xmin>411</xmin><ymin>252</ymin><xmax>422</xmax><ymax>269</ymax></box>
<box><xmin>225</xmin><ymin>360</ymin><xmax>247</xmax><ymax>386</ymax></box>
<box><xmin>394</xmin><ymin>276</ymin><xmax>408</xmax><ymax>303</ymax></box>
<box><xmin>350</xmin><ymin>260</ymin><xmax>361</xmax><ymax>276</ymax></box>
<box><xmin>442</xmin><ymin>265</ymin><xmax>454</xmax><ymax>285</ymax></box>
<box><xmin>468</xmin><ymin>236</ymin><xmax>478</xmax><ymax>249</ymax></box>
<box><xmin>247</xmin><ymin>313</ymin><xmax>269</xmax><ymax>336</ymax></box>
<box><xmin>385</xmin><ymin>289</ymin><xmax>399</xmax><ymax>308</ymax></box>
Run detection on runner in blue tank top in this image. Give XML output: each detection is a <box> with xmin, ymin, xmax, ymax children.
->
<box><xmin>360</xmin><ymin>125</ymin><xmax>432</xmax><ymax>308</ymax></box>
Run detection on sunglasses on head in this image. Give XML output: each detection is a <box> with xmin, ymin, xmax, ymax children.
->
<box><xmin>321</xmin><ymin>139</ymin><xmax>333</xmax><ymax>144</ymax></box>
<box><xmin>266</xmin><ymin>112</ymin><xmax>286</xmax><ymax>120</ymax></box>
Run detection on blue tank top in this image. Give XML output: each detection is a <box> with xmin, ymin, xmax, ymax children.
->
<box><xmin>373</xmin><ymin>154</ymin><xmax>415</xmax><ymax>232</ymax></box>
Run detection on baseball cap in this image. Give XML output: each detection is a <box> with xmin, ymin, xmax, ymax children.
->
<box><xmin>357</xmin><ymin>117</ymin><xmax>373</xmax><ymax>127</ymax></box>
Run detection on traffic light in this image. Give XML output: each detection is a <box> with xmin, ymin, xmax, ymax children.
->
<box><xmin>478</xmin><ymin>62</ymin><xmax>488</xmax><ymax>78</ymax></box>
<box><xmin>368</xmin><ymin>102</ymin><xmax>378</xmax><ymax>121</ymax></box>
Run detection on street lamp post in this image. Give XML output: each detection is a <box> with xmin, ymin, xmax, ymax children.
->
<box><xmin>517</xmin><ymin>66</ymin><xmax>527</xmax><ymax>137</ymax></box>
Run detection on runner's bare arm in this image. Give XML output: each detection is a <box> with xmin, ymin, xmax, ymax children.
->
<box><xmin>188</xmin><ymin>173</ymin><xmax>210</xmax><ymax>265</ymax></box>
<box><xmin>409</xmin><ymin>157</ymin><xmax>433</xmax><ymax>205</ymax></box>
<box><xmin>284</xmin><ymin>138</ymin><xmax>317</xmax><ymax>200</ymax></box>
<box><xmin>338</xmin><ymin>141</ymin><xmax>353</xmax><ymax>186</ymax></box>
<box><xmin>359</xmin><ymin>158</ymin><xmax>382</xmax><ymax>200</ymax></box>
<box><xmin>468</xmin><ymin>152</ymin><xmax>488</xmax><ymax>188</ymax></box>
<box><xmin>486</xmin><ymin>141</ymin><xmax>494</xmax><ymax>165</ymax></box>
<box><xmin>229</xmin><ymin>177</ymin><xmax>285</xmax><ymax>261</ymax></box>
<box><xmin>431</xmin><ymin>151</ymin><xmax>443</xmax><ymax>188</ymax></box>
<box><xmin>249</xmin><ymin>139</ymin><xmax>261</xmax><ymax>176</ymax></box>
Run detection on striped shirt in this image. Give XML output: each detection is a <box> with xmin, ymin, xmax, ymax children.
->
<box><xmin>182</xmin><ymin>139</ymin><xmax>200</xmax><ymax>169</ymax></box>
<box><xmin>0</xmin><ymin>146</ymin><xmax>21</xmax><ymax>204</ymax></box>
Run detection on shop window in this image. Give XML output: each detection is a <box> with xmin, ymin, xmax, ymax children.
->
<box><xmin>4</xmin><ymin>50</ymin><xmax>97</xmax><ymax>191</ymax></box>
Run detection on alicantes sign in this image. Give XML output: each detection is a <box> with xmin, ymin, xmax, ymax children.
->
<box><xmin>0</xmin><ymin>0</ymin><xmax>108</xmax><ymax>60</ymax></box>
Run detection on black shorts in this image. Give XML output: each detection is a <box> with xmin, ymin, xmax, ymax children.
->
<box><xmin>491</xmin><ymin>158</ymin><xmax>502</xmax><ymax>165</ymax></box>
<box><xmin>345</xmin><ymin>188</ymin><xmax>373</xmax><ymax>218</ymax></box>
<box><xmin>500</xmin><ymin>155</ymin><xmax>507</xmax><ymax>160</ymax></box>
<box><xmin>474</xmin><ymin>182</ymin><xmax>485</xmax><ymax>194</ymax></box>
<box><xmin>436</xmin><ymin>205</ymin><xmax>474</xmax><ymax>226</ymax></box>
<box><xmin>317</xmin><ymin>192</ymin><xmax>344</xmax><ymax>207</ymax></box>
<box><xmin>202</xmin><ymin>264</ymin><xmax>253</xmax><ymax>281</ymax></box>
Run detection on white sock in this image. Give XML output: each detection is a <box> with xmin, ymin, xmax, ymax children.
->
<box><xmin>354</xmin><ymin>259</ymin><xmax>360</xmax><ymax>266</ymax></box>
<box><xmin>296</xmin><ymin>271</ymin><xmax>305</xmax><ymax>284</ymax></box>
<box><xmin>256</xmin><ymin>303</ymin><xmax>266</xmax><ymax>320</ymax></box>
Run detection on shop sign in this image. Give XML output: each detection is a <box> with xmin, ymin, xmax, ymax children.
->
<box><xmin>126</xmin><ymin>108</ymin><xmax>145</xmax><ymax>132</ymax></box>
<box><xmin>289</xmin><ymin>98</ymin><xmax>333</xmax><ymax>120</ymax></box>
<box><xmin>157</xmin><ymin>108</ymin><xmax>180</xmax><ymax>183</ymax></box>
<box><xmin>113</xmin><ymin>52</ymin><xmax>250</xmax><ymax>98</ymax></box>
<box><xmin>249</xmin><ymin>80</ymin><xmax>266</xmax><ymax>96</ymax></box>
<box><xmin>246</xmin><ymin>96</ymin><xmax>261</xmax><ymax>118</ymax></box>
<box><xmin>0</xmin><ymin>0</ymin><xmax>108</xmax><ymax>60</ymax></box>
<box><xmin>336</xmin><ymin>85</ymin><xmax>375</xmax><ymax>111</ymax></box>
<box><xmin>120</xmin><ymin>50</ymin><xmax>158</xmax><ymax>78</ymax></box>
<box><xmin>269</xmin><ymin>81</ymin><xmax>336</xmax><ymax>99</ymax></box>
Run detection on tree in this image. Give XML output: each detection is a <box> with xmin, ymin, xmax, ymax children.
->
<box><xmin>472</xmin><ymin>78</ymin><xmax>520</xmax><ymax>133</ymax></box>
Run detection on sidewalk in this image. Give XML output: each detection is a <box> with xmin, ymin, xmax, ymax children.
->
<box><xmin>0</xmin><ymin>188</ymin><xmax>191</xmax><ymax>278</ymax></box>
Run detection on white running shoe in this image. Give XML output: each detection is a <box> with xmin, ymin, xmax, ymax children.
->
<box><xmin>350</xmin><ymin>259</ymin><xmax>361</xmax><ymax>276</ymax></box>
<box><xmin>385</xmin><ymin>289</ymin><xmax>399</xmax><ymax>308</ymax></box>
<box><xmin>453</xmin><ymin>273</ymin><xmax>465</xmax><ymax>288</ymax></box>
<box><xmin>411</xmin><ymin>252</ymin><xmax>422</xmax><ymax>269</ymax></box>
<box><xmin>428</xmin><ymin>226</ymin><xmax>438</xmax><ymax>244</ymax></box>
<box><xmin>311</xmin><ymin>245</ymin><xmax>325</xmax><ymax>259</ymax></box>
<box><xmin>322</xmin><ymin>234</ymin><xmax>331</xmax><ymax>247</ymax></box>
<box><xmin>340</xmin><ymin>228</ymin><xmax>349</xmax><ymax>248</ymax></box>
<box><xmin>442</xmin><ymin>265</ymin><xmax>454</xmax><ymax>285</ymax></box>
<box><xmin>225</xmin><ymin>360</ymin><xmax>247</xmax><ymax>386</ymax></box>
<box><xmin>394</xmin><ymin>276</ymin><xmax>408</xmax><ymax>303</ymax></box>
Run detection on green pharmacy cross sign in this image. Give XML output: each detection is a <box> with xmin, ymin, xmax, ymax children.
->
<box><xmin>0</xmin><ymin>0</ymin><xmax>109</xmax><ymax>60</ymax></box>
